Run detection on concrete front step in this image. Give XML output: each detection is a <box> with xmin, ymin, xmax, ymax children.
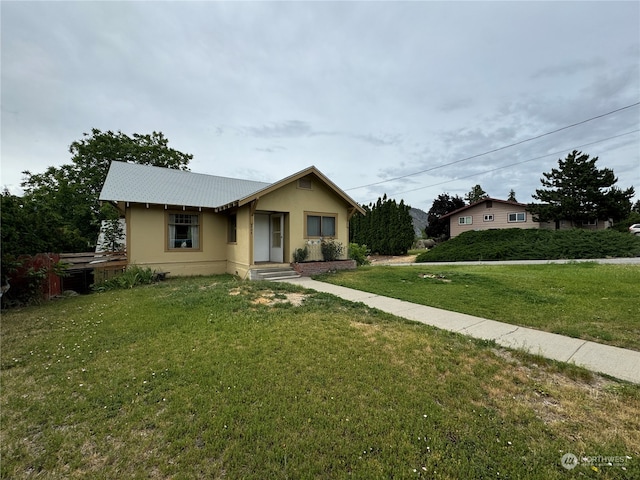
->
<box><xmin>251</xmin><ymin>267</ymin><xmax>300</xmax><ymax>281</ymax></box>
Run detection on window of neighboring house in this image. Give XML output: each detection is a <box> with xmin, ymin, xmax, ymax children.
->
<box><xmin>486</xmin><ymin>200</ymin><xmax>493</xmax><ymax>208</ymax></box>
<box><xmin>167</xmin><ymin>213</ymin><xmax>200</xmax><ymax>249</ymax></box>
<box><xmin>306</xmin><ymin>213</ymin><xmax>336</xmax><ymax>237</ymax></box>
<box><xmin>458</xmin><ymin>216</ymin><xmax>473</xmax><ymax>225</ymax></box>
<box><xmin>228</xmin><ymin>214</ymin><xmax>237</xmax><ymax>243</ymax></box>
<box><xmin>508</xmin><ymin>212</ymin><xmax>526</xmax><ymax>223</ymax></box>
<box><xmin>582</xmin><ymin>219</ymin><xmax>597</xmax><ymax>226</ymax></box>
<box><xmin>484</xmin><ymin>214</ymin><xmax>494</xmax><ymax>222</ymax></box>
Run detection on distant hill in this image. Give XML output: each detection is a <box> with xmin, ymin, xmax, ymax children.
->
<box><xmin>409</xmin><ymin>207</ymin><xmax>428</xmax><ymax>237</ymax></box>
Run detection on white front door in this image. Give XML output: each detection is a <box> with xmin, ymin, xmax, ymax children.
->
<box><xmin>270</xmin><ymin>214</ymin><xmax>283</xmax><ymax>263</ymax></box>
<box><xmin>254</xmin><ymin>214</ymin><xmax>270</xmax><ymax>262</ymax></box>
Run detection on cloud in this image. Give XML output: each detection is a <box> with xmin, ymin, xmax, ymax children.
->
<box><xmin>239</xmin><ymin>121</ymin><xmax>312</xmax><ymax>139</ymax></box>
<box><xmin>255</xmin><ymin>145</ymin><xmax>286</xmax><ymax>154</ymax></box>
<box><xmin>1</xmin><ymin>0</ymin><xmax>638</xmax><ymax>211</ymax></box>
<box><xmin>531</xmin><ymin>58</ymin><xmax>607</xmax><ymax>79</ymax></box>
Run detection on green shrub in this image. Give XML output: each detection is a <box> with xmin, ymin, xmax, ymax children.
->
<box><xmin>321</xmin><ymin>239</ymin><xmax>344</xmax><ymax>261</ymax></box>
<box><xmin>416</xmin><ymin>228</ymin><xmax>640</xmax><ymax>262</ymax></box>
<box><xmin>93</xmin><ymin>266</ymin><xmax>155</xmax><ymax>292</ymax></box>
<box><xmin>348</xmin><ymin>243</ymin><xmax>370</xmax><ymax>266</ymax></box>
<box><xmin>292</xmin><ymin>246</ymin><xmax>309</xmax><ymax>263</ymax></box>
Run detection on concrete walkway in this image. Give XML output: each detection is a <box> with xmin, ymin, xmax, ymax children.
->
<box><xmin>283</xmin><ymin>277</ymin><xmax>640</xmax><ymax>384</ymax></box>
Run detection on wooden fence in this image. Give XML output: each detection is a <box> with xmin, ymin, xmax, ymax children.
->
<box><xmin>1</xmin><ymin>252</ymin><xmax>128</xmax><ymax>307</ymax></box>
<box><xmin>60</xmin><ymin>252</ymin><xmax>128</xmax><ymax>289</ymax></box>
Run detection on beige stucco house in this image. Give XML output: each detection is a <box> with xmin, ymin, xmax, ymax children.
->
<box><xmin>99</xmin><ymin>162</ymin><xmax>365</xmax><ymax>279</ymax></box>
<box><xmin>441</xmin><ymin>198</ymin><xmax>610</xmax><ymax>238</ymax></box>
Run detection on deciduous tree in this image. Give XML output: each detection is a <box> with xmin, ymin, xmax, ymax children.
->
<box><xmin>424</xmin><ymin>193</ymin><xmax>465</xmax><ymax>239</ymax></box>
<box><xmin>19</xmin><ymin>129</ymin><xmax>192</xmax><ymax>252</ymax></box>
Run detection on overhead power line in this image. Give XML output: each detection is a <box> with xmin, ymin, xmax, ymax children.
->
<box><xmin>346</xmin><ymin>101</ymin><xmax>640</xmax><ymax>191</ymax></box>
<box><xmin>387</xmin><ymin>129</ymin><xmax>640</xmax><ymax>198</ymax></box>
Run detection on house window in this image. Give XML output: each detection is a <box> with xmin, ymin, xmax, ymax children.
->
<box><xmin>228</xmin><ymin>214</ymin><xmax>237</xmax><ymax>243</ymax></box>
<box><xmin>582</xmin><ymin>219</ymin><xmax>597</xmax><ymax>226</ymax></box>
<box><xmin>168</xmin><ymin>213</ymin><xmax>200</xmax><ymax>249</ymax></box>
<box><xmin>484</xmin><ymin>214</ymin><xmax>494</xmax><ymax>222</ymax></box>
<box><xmin>306</xmin><ymin>213</ymin><xmax>336</xmax><ymax>237</ymax></box>
<box><xmin>508</xmin><ymin>212</ymin><xmax>526</xmax><ymax>223</ymax></box>
<box><xmin>486</xmin><ymin>201</ymin><xmax>493</xmax><ymax>208</ymax></box>
<box><xmin>458</xmin><ymin>216</ymin><xmax>473</xmax><ymax>225</ymax></box>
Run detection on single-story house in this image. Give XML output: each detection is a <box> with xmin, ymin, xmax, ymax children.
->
<box><xmin>441</xmin><ymin>198</ymin><xmax>611</xmax><ymax>238</ymax></box>
<box><xmin>99</xmin><ymin>162</ymin><xmax>365</xmax><ymax>279</ymax></box>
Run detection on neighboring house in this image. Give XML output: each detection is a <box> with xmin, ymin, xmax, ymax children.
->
<box><xmin>441</xmin><ymin>198</ymin><xmax>611</xmax><ymax>238</ymax></box>
<box><xmin>98</xmin><ymin>162</ymin><xmax>365</xmax><ymax>278</ymax></box>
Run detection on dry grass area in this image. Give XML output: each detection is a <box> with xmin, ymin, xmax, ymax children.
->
<box><xmin>349</xmin><ymin>318</ymin><xmax>640</xmax><ymax>461</ymax></box>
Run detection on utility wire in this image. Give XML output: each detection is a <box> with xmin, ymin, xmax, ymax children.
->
<box><xmin>386</xmin><ymin>129</ymin><xmax>640</xmax><ymax>198</ymax></box>
<box><xmin>346</xmin><ymin>102</ymin><xmax>640</xmax><ymax>191</ymax></box>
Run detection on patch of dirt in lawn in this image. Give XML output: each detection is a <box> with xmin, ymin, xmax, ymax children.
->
<box><xmin>253</xmin><ymin>292</ymin><xmax>307</xmax><ymax>306</ymax></box>
<box><xmin>229</xmin><ymin>286</ymin><xmax>308</xmax><ymax>307</ymax></box>
<box><xmin>245</xmin><ymin>290</ymin><xmax>308</xmax><ymax>307</ymax></box>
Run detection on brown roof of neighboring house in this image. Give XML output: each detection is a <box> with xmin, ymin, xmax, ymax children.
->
<box><xmin>440</xmin><ymin>198</ymin><xmax>529</xmax><ymax>219</ymax></box>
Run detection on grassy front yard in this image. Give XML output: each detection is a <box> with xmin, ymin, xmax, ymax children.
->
<box><xmin>317</xmin><ymin>263</ymin><xmax>640</xmax><ymax>351</ymax></box>
<box><xmin>2</xmin><ymin>275</ymin><xmax>639</xmax><ymax>478</ymax></box>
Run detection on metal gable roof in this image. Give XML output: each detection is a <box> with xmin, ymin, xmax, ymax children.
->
<box><xmin>98</xmin><ymin>161</ymin><xmax>271</xmax><ymax>209</ymax></box>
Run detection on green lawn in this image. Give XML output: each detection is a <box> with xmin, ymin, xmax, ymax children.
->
<box><xmin>317</xmin><ymin>263</ymin><xmax>640</xmax><ymax>351</ymax></box>
<box><xmin>1</xmin><ymin>275</ymin><xmax>639</xmax><ymax>479</ymax></box>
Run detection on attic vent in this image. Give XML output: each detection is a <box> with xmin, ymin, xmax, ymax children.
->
<box><xmin>298</xmin><ymin>177</ymin><xmax>312</xmax><ymax>190</ymax></box>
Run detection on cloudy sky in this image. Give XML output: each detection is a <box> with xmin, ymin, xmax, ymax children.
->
<box><xmin>2</xmin><ymin>1</ymin><xmax>639</xmax><ymax>212</ymax></box>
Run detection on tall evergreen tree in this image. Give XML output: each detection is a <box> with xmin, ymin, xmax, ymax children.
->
<box><xmin>465</xmin><ymin>184</ymin><xmax>488</xmax><ymax>204</ymax></box>
<box><xmin>350</xmin><ymin>195</ymin><xmax>415</xmax><ymax>255</ymax></box>
<box><xmin>528</xmin><ymin>150</ymin><xmax>634</xmax><ymax>227</ymax></box>
<box><xmin>507</xmin><ymin>189</ymin><xmax>518</xmax><ymax>202</ymax></box>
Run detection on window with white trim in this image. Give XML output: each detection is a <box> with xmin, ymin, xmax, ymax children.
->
<box><xmin>305</xmin><ymin>213</ymin><xmax>336</xmax><ymax>237</ymax></box>
<box><xmin>582</xmin><ymin>219</ymin><xmax>597</xmax><ymax>226</ymax></box>
<box><xmin>484</xmin><ymin>214</ymin><xmax>494</xmax><ymax>222</ymax></box>
<box><xmin>508</xmin><ymin>212</ymin><xmax>526</xmax><ymax>223</ymax></box>
<box><xmin>168</xmin><ymin>213</ymin><xmax>200</xmax><ymax>249</ymax></box>
<box><xmin>458</xmin><ymin>216</ymin><xmax>473</xmax><ymax>225</ymax></box>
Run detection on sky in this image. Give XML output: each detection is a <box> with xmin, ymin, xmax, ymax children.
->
<box><xmin>2</xmin><ymin>1</ymin><xmax>639</xmax><ymax>212</ymax></box>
